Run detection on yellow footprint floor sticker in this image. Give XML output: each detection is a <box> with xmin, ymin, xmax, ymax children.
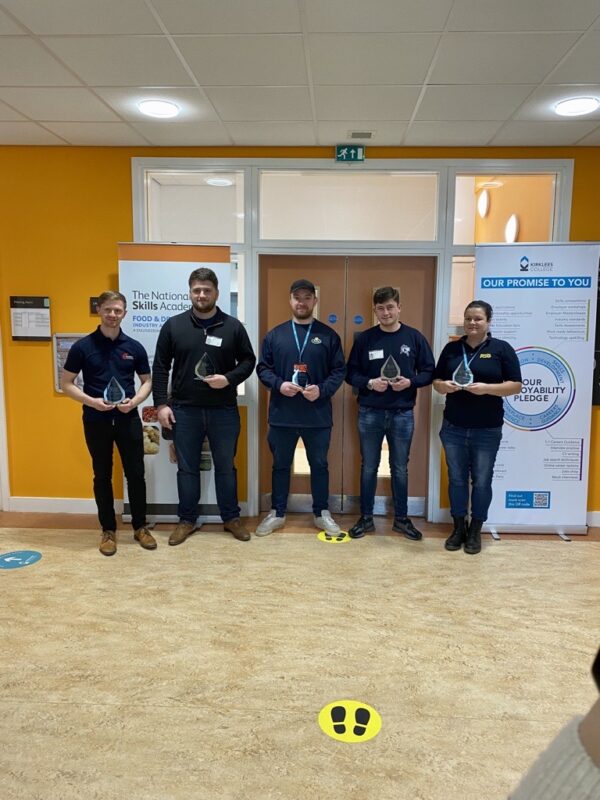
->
<box><xmin>316</xmin><ymin>530</ymin><xmax>350</xmax><ymax>543</ymax></box>
<box><xmin>318</xmin><ymin>699</ymin><xmax>382</xmax><ymax>743</ymax></box>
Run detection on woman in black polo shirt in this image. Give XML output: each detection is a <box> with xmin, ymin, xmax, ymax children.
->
<box><xmin>433</xmin><ymin>300</ymin><xmax>522</xmax><ymax>555</ymax></box>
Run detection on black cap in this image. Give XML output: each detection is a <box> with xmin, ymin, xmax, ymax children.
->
<box><xmin>290</xmin><ymin>278</ymin><xmax>316</xmax><ymax>294</ymax></box>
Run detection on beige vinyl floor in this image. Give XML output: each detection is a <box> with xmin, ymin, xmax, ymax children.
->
<box><xmin>1</xmin><ymin>516</ymin><xmax>599</xmax><ymax>800</ymax></box>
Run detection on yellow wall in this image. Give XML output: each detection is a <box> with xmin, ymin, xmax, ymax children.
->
<box><xmin>0</xmin><ymin>145</ymin><xmax>599</xmax><ymax>508</ymax></box>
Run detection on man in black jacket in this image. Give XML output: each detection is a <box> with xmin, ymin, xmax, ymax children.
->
<box><xmin>153</xmin><ymin>267</ymin><xmax>256</xmax><ymax>544</ymax></box>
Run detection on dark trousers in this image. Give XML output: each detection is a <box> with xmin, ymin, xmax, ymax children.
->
<box><xmin>172</xmin><ymin>404</ymin><xmax>241</xmax><ymax>523</ymax></box>
<box><xmin>267</xmin><ymin>425</ymin><xmax>331</xmax><ymax>516</ymax></box>
<box><xmin>83</xmin><ymin>414</ymin><xmax>147</xmax><ymax>531</ymax></box>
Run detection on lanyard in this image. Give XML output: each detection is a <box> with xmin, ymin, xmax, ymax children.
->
<box><xmin>461</xmin><ymin>341</ymin><xmax>487</xmax><ymax>370</ymax></box>
<box><xmin>291</xmin><ymin>320</ymin><xmax>313</xmax><ymax>361</ymax></box>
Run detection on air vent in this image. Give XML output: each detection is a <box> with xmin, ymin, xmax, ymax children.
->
<box><xmin>348</xmin><ymin>130</ymin><xmax>374</xmax><ymax>139</ymax></box>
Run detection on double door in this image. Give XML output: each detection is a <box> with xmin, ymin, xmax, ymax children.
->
<box><xmin>258</xmin><ymin>255</ymin><xmax>436</xmax><ymax>515</ymax></box>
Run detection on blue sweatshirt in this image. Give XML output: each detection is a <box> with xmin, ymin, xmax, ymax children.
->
<box><xmin>257</xmin><ymin>318</ymin><xmax>346</xmax><ymax>427</ymax></box>
<box><xmin>345</xmin><ymin>323</ymin><xmax>434</xmax><ymax>410</ymax></box>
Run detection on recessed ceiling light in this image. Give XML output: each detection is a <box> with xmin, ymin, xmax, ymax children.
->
<box><xmin>137</xmin><ymin>99</ymin><xmax>180</xmax><ymax>118</ymax></box>
<box><xmin>205</xmin><ymin>177</ymin><xmax>233</xmax><ymax>187</ymax></box>
<box><xmin>554</xmin><ymin>97</ymin><xmax>599</xmax><ymax>117</ymax></box>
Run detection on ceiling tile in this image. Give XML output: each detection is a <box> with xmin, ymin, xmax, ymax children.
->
<box><xmin>0</xmin><ymin>37</ymin><xmax>80</xmax><ymax>85</ymax></box>
<box><xmin>430</xmin><ymin>32</ymin><xmax>580</xmax><ymax>84</ymax></box>
<box><xmin>417</xmin><ymin>85</ymin><xmax>536</xmax><ymax>121</ymax></box>
<box><xmin>315</xmin><ymin>86</ymin><xmax>421</xmax><ymax>121</ymax></box>
<box><xmin>448</xmin><ymin>0</ymin><xmax>600</xmax><ymax>31</ymax></box>
<box><xmin>42</xmin><ymin>121</ymin><xmax>149</xmax><ymax>144</ymax></box>
<box><xmin>0</xmin><ymin>121</ymin><xmax>66</xmax><ymax>144</ymax></box>
<box><xmin>204</xmin><ymin>86</ymin><xmax>312</xmax><ymax>121</ymax></box>
<box><xmin>403</xmin><ymin>120</ymin><xmax>502</xmax><ymax>146</ymax></box>
<box><xmin>310</xmin><ymin>34</ymin><xmax>439</xmax><ymax>85</ymax></box>
<box><xmin>490</xmin><ymin>120</ymin><xmax>599</xmax><ymax>145</ymax></box>
<box><xmin>0</xmin><ymin>0</ymin><xmax>160</xmax><ymax>34</ymax></box>
<box><xmin>151</xmin><ymin>0</ymin><xmax>301</xmax><ymax>34</ymax></box>
<box><xmin>515</xmin><ymin>84</ymin><xmax>600</xmax><ymax>121</ymax></box>
<box><xmin>42</xmin><ymin>36</ymin><xmax>193</xmax><ymax>86</ymax></box>
<box><xmin>304</xmin><ymin>0</ymin><xmax>453</xmax><ymax>32</ymax></box>
<box><xmin>0</xmin><ymin>8</ymin><xmax>26</xmax><ymax>34</ymax></box>
<box><xmin>130</xmin><ymin>121</ymin><xmax>231</xmax><ymax>145</ymax></box>
<box><xmin>575</xmin><ymin>126</ymin><xmax>600</xmax><ymax>144</ymax></box>
<box><xmin>316</xmin><ymin>121</ymin><xmax>408</xmax><ymax>146</ymax></box>
<box><xmin>0</xmin><ymin>88</ymin><xmax>120</xmax><ymax>121</ymax></box>
<box><xmin>226</xmin><ymin>121</ymin><xmax>316</xmax><ymax>145</ymax></box>
<box><xmin>175</xmin><ymin>35</ymin><xmax>307</xmax><ymax>86</ymax></box>
<box><xmin>94</xmin><ymin>88</ymin><xmax>218</xmax><ymax>122</ymax></box>
<box><xmin>0</xmin><ymin>99</ymin><xmax>26</xmax><ymax>120</ymax></box>
<box><xmin>549</xmin><ymin>32</ymin><xmax>600</xmax><ymax>83</ymax></box>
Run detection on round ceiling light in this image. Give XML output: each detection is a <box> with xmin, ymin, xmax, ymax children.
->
<box><xmin>205</xmin><ymin>177</ymin><xmax>234</xmax><ymax>187</ymax></box>
<box><xmin>137</xmin><ymin>99</ymin><xmax>180</xmax><ymax>118</ymax></box>
<box><xmin>554</xmin><ymin>97</ymin><xmax>599</xmax><ymax>117</ymax></box>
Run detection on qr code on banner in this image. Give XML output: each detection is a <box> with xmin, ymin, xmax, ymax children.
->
<box><xmin>533</xmin><ymin>492</ymin><xmax>550</xmax><ymax>508</ymax></box>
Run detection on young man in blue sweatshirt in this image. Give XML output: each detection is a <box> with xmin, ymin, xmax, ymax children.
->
<box><xmin>345</xmin><ymin>286</ymin><xmax>434</xmax><ymax>541</ymax></box>
<box><xmin>256</xmin><ymin>279</ymin><xmax>346</xmax><ymax>536</ymax></box>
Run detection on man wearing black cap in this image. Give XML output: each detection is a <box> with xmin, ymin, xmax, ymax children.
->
<box><xmin>256</xmin><ymin>279</ymin><xmax>346</xmax><ymax>536</ymax></box>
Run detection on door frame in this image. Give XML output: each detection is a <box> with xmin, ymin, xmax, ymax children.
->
<box><xmin>132</xmin><ymin>156</ymin><xmax>574</xmax><ymax>520</ymax></box>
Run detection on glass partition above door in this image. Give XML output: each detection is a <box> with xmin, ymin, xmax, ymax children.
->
<box><xmin>260</xmin><ymin>170</ymin><xmax>438</xmax><ymax>241</ymax></box>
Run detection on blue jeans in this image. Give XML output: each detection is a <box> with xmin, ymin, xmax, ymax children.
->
<box><xmin>358</xmin><ymin>407</ymin><xmax>414</xmax><ymax>518</ymax></box>
<box><xmin>267</xmin><ymin>426</ymin><xmax>331</xmax><ymax>516</ymax></box>
<box><xmin>439</xmin><ymin>419</ymin><xmax>503</xmax><ymax>521</ymax></box>
<box><xmin>172</xmin><ymin>405</ymin><xmax>241</xmax><ymax>523</ymax></box>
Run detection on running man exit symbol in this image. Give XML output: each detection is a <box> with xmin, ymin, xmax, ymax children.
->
<box><xmin>335</xmin><ymin>145</ymin><xmax>365</xmax><ymax>162</ymax></box>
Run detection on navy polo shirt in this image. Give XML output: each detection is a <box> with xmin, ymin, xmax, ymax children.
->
<box><xmin>434</xmin><ymin>334</ymin><xmax>522</xmax><ymax>428</ymax></box>
<box><xmin>64</xmin><ymin>326</ymin><xmax>150</xmax><ymax>422</ymax></box>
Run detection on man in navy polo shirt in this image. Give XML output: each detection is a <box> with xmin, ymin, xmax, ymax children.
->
<box><xmin>62</xmin><ymin>291</ymin><xmax>155</xmax><ymax>556</ymax></box>
<box><xmin>345</xmin><ymin>286</ymin><xmax>435</xmax><ymax>541</ymax></box>
<box><xmin>256</xmin><ymin>278</ymin><xmax>346</xmax><ymax>536</ymax></box>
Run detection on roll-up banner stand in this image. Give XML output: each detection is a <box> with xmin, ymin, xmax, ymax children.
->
<box><xmin>118</xmin><ymin>243</ymin><xmax>231</xmax><ymax>522</ymax></box>
<box><xmin>475</xmin><ymin>243</ymin><xmax>599</xmax><ymax>534</ymax></box>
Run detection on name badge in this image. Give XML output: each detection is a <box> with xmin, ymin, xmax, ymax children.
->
<box><xmin>368</xmin><ymin>349</ymin><xmax>384</xmax><ymax>360</ymax></box>
<box><xmin>206</xmin><ymin>336</ymin><xmax>222</xmax><ymax>347</ymax></box>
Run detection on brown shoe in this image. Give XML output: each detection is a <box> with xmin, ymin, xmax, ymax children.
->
<box><xmin>224</xmin><ymin>518</ymin><xmax>251</xmax><ymax>541</ymax></box>
<box><xmin>168</xmin><ymin>521</ymin><xmax>196</xmax><ymax>546</ymax></box>
<box><xmin>134</xmin><ymin>527</ymin><xmax>157</xmax><ymax>550</ymax></box>
<box><xmin>99</xmin><ymin>530</ymin><xmax>117</xmax><ymax>556</ymax></box>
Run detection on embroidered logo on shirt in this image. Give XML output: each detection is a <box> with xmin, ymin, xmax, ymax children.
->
<box><xmin>121</xmin><ymin>352</ymin><xmax>134</xmax><ymax>360</ymax></box>
<box><xmin>311</xmin><ymin>337</ymin><xmax>322</xmax><ymax>344</ymax></box>
<box><xmin>479</xmin><ymin>353</ymin><xmax>492</xmax><ymax>358</ymax></box>
<box><xmin>400</xmin><ymin>345</ymin><xmax>411</xmax><ymax>355</ymax></box>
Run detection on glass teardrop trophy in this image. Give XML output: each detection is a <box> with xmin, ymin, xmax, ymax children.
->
<box><xmin>103</xmin><ymin>376</ymin><xmax>126</xmax><ymax>406</ymax></box>
<box><xmin>380</xmin><ymin>355</ymin><xmax>401</xmax><ymax>383</ymax></box>
<box><xmin>452</xmin><ymin>357</ymin><xmax>474</xmax><ymax>388</ymax></box>
<box><xmin>194</xmin><ymin>353</ymin><xmax>215</xmax><ymax>381</ymax></box>
<box><xmin>291</xmin><ymin>363</ymin><xmax>310</xmax><ymax>389</ymax></box>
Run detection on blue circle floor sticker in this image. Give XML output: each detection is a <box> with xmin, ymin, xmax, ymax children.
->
<box><xmin>504</xmin><ymin>347</ymin><xmax>575</xmax><ymax>431</ymax></box>
<box><xmin>0</xmin><ymin>550</ymin><xmax>42</xmax><ymax>570</ymax></box>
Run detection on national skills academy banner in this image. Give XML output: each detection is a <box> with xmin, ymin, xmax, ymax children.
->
<box><xmin>118</xmin><ymin>244</ymin><xmax>231</xmax><ymax>521</ymax></box>
<box><xmin>475</xmin><ymin>243</ymin><xmax>599</xmax><ymax>533</ymax></box>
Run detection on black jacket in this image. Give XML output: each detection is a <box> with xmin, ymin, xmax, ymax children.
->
<box><xmin>152</xmin><ymin>307</ymin><xmax>256</xmax><ymax>408</ymax></box>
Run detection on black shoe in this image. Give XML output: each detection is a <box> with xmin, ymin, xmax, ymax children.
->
<box><xmin>445</xmin><ymin>515</ymin><xmax>467</xmax><ymax>551</ymax></box>
<box><xmin>393</xmin><ymin>517</ymin><xmax>422</xmax><ymax>541</ymax></box>
<box><xmin>348</xmin><ymin>516</ymin><xmax>375</xmax><ymax>539</ymax></box>
<box><xmin>465</xmin><ymin>518</ymin><xmax>483</xmax><ymax>555</ymax></box>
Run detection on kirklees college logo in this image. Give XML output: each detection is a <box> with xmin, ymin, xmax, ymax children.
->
<box><xmin>400</xmin><ymin>344</ymin><xmax>411</xmax><ymax>356</ymax></box>
<box><xmin>520</xmin><ymin>257</ymin><xmax>529</xmax><ymax>271</ymax></box>
<box><xmin>504</xmin><ymin>347</ymin><xmax>575</xmax><ymax>431</ymax></box>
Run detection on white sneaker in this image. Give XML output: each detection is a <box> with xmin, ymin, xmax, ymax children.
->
<box><xmin>314</xmin><ymin>510</ymin><xmax>341</xmax><ymax>535</ymax></box>
<box><xmin>255</xmin><ymin>510</ymin><xmax>286</xmax><ymax>537</ymax></box>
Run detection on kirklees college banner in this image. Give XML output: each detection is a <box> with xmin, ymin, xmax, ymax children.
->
<box><xmin>118</xmin><ymin>243</ymin><xmax>231</xmax><ymax>521</ymax></box>
<box><xmin>475</xmin><ymin>243</ymin><xmax>599</xmax><ymax>533</ymax></box>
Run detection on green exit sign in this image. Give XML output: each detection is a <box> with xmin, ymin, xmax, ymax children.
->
<box><xmin>335</xmin><ymin>144</ymin><xmax>365</xmax><ymax>162</ymax></box>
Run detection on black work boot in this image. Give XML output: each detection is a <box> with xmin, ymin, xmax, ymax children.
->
<box><xmin>464</xmin><ymin>518</ymin><xmax>483</xmax><ymax>555</ymax></box>
<box><xmin>445</xmin><ymin>516</ymin><xmax>466</xmax><ymax>551</ymax></box>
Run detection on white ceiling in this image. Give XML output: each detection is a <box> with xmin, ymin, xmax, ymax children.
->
<box><xmin>1</xmin><ymin>0</ymin><xmax>600</xmax><ymax>147</ymax></box>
